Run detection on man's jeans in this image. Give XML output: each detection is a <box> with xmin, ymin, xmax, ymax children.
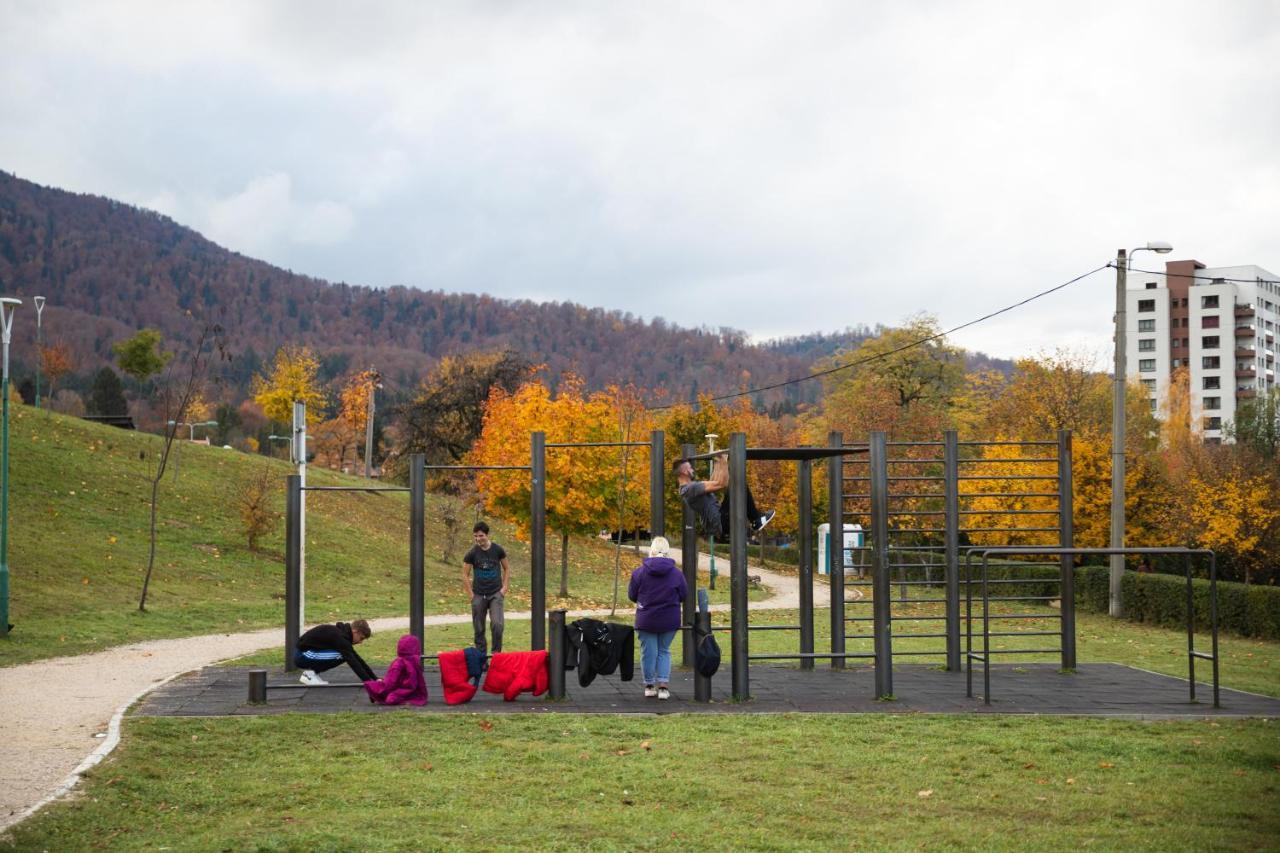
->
<box><xmin>471</xmin><ymin>592</ymin><xmax>505</xmax><ymax>653</ymax></box>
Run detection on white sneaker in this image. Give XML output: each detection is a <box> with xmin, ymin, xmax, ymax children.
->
<box><xmin>757</xmin><ymin>510</ymin><xmax>776</xmax><ymax>532</ymax></box>
<box><xmin>300</xmin><ymin>670</ymin><xmax>329</xmax><ymax>686</ymax></box>
<box><xmin>644</xmin><ymin>685</ymin><xmax>658</xmax><ymax>698</ymax></box>
<box><xmin>657</xmin><ymin>686</ymin><xmax>671</xmax><ymax>700</ymax></box>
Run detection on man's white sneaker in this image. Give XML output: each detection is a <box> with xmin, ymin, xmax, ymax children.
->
<box><xmin>644</xmin><ymin>685</ymin><xmax>658</xmax><ymax>698</ymax></box>
<box><xmin>657</xmin><ymin>686</ymin><xmax>671</xmax><ymax>700</ymax></box>
<box><xmin>300</xmin><ymin>670</ymin><xmax>329</xmax><ymax>686</ymax></box>
<box><xmin>757</xmin><ymin>510</ymin><xmax>776</xmax><ymax>531</ymax></box>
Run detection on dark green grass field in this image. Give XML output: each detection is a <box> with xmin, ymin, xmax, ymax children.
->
<box><xmin>4</xmin><ymin>714</ymin><xmax>1277</xmax><ymax>851</ymax></box>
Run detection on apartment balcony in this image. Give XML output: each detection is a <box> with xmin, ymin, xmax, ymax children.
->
<box><xmin>1235</xmin><ymin>304</ymin><xmax>1256</xmax><ymax>317</ymax></box>
<box><xmin>1235</xmin><ymin>324</ymin><xmax>1255</xmax><ymax>336</ymax></box>
<box><xmin>1236</xmin><ymin>347</ymin><xmax>1257</xmax><ymax>359</ymax></box>
<box><xmin>1237</xmin><ymin>388</ymin><xmax>1257</xmax><ymax>400</ymax></box>
<box><xmin>1237</xmin><ymin>367</ymin><xmax>1257</xmax><ymax>378</ymax></box>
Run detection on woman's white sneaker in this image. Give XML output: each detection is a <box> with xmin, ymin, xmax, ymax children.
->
<box><xmin>657</xmin><ymin>686</ymin><xmax>671</xmax><ymax>700</ymax></box>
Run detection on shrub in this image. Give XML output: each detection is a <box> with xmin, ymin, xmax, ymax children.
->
<box><xmin>236</xmin><ymin>469</ymin><xmax>281</xmax><ymax>552</ymax></box>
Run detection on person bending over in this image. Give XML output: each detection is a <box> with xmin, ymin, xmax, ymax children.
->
<box><xmin>673</xmin><ymin>454</ymin><xmax>775</xmax><ymax>540</ymax></box>
<box><xmin>463</xmin><ymin>521</ymin><xmax>510</xmax><ymax>654</ymax></box>
<box><xmin>296</xmin><ymin>618</ymin><xmax>376</xmax><ymax>686</ymax></box>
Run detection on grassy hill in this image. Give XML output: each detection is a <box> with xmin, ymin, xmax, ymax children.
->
<box><xmin>1</xmin><ymin>406</ymin><xmax>674</xmax><ymax>667</ymax></box>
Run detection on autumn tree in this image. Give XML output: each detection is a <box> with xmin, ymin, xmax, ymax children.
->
<box><xmin>236</xmin><ymin>468</ymin><xmax>282</xmax><ymax>551</ymax></box>
<box><xmin>252</xmin><ymin>345</ymin><xmax>326</xmax><ymax>426</ymax></box>
<box><xmin>398</xmin><ymin>350</ymin><xmax>531</xmax><ymax>467</ymax></box>
<box><xmin>87</xmin><ymin>366</ymin><xmax>128</xmax><ymax>416</ymax></box>
<box><xmin>38</xmin><ymin>342</ymin><xmax>73</xmax><ymax>400</ymax></box>
<box><xmin>113</xmin><ymin>328</ymin><xmax>172</xmax><ymax>388</ymax></box>
<box><xmin>1227</xmin><ymin>387</ymin><xmax>1280</xmax><ymax>460</ymax></box>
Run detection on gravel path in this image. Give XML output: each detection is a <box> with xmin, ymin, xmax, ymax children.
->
<box><xmin>1</xmin><ymin>557</ymin><xmax>819</xmax><ymax>831</ymax></box>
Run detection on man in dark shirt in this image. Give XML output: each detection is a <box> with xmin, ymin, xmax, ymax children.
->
<box><xmin>674</xmin><ymin>454</ymin><xmax>774</xmax><ymax>541</ymax></box>
<box><xmin>295</xmin><ymin>618</ymin><xmax>376</xmax><ymax>685</ymax></box>
<box><xmin>463</xmin><ymin>521</ymin><xmax>510</xmax><ymax>654</ymax></box>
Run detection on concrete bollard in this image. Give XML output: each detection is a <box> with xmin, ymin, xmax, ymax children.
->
<box><xmin>248</xmin><ymin>669</ymin><xmax>268</xmax><ymax>704</ymax></box>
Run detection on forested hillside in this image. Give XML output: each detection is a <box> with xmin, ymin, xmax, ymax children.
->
<box><xmin>0</xmin><ymin>171</ymin><xmax>875</xmax><ymax>407</ymax></box>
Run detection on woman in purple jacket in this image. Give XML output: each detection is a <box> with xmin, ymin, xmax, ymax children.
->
<box><xmin>628</xmin><ymin>536</ymin><xmax>688</xmax><ymax>700</ymax></box>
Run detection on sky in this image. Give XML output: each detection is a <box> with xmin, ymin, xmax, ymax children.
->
<box><xmin>2</xmin><ymin>1</ymin><xmax>1278</xmax><ymax>363</ymax></box>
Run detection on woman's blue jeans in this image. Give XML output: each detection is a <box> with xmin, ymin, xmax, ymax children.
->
<box><xmin>638</xmin><ymin>629</ymin><xmax>677</xmax><ymax>685</ymax></box>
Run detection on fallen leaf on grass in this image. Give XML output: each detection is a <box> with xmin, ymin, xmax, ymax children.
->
<box><xmin>616</xmin><ymin>749</ymin><xmax>630</xmax><ymax>756</ymax></box>
<box><xmin>1098</xmin><ymin>762</ymin><xmax>1114</xmax><ymax>769</ymax></box>
<box><xmin>918</xmin><ymin>789</ymin><xmax>933</xmax><ymax>798</ymax></box>
<box><xmin>478</xmin><ymin>720</ymin><xmax>494</xmax><ymax>732</ymax></box>
<box><xmin>640</xmin><ymin>740</ymin><xmax>652</xmax><ymax>751</ymax></box>
<box><xmin>1066</xmin><ymin>778</ymin><xmax>1075</xmax><ymax>785</ymax></box>
<box><xmin>1024</xmin><ymin>763</ymin><xmax>1037</xmax><ymax>769</ymax></box>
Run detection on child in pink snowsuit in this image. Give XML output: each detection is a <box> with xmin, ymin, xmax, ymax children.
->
<box><xmin>364</xmin><ymin>634</ymin><xmax>428</xmax><ymax>705</ymax></box>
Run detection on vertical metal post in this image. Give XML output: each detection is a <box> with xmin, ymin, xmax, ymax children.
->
<box><xmin>409</xmin><ymin>453</ymin><xmax>425</xmax><ymax>652</ymax></box>
<box><xmin>649</xmin><ymin>429</ymin><xmax>665</xmax><ymax>541</ymax></box>
<box><xmin>548</xmin><ymin>609</ymin><xmax>567</xmax><ymax>699</ymax></box>
<box><xmin>828</xmin><ymin>431</ymin><xmax>845</xmax><ymax>670</ymax></box>
<box><xmin>1209</xmin><ymin>552</ymin><xmax>1220</xmax><ymax>708</ymax></box>
<box><xmin>248</xmin><ymin>670</ymin><xmax>267</xmax><ymax>704</ymax></box>
<box><xmin>293</xmin><ymin>401</ymin><xmax>307</xmax><ymax>628</ymax></box>
<box><xmin>1185</xmin><ymin>553</ymin><xmax>1196</xmax><ymax>702</ymax></box>
<box><xmin>284</xmin><ymin>474</ymin><xmax>301</xmax><ymax>670</ymax></box>
<box><xmin>981</xmin><ymin>554</ymin><xmax>991</xmax><ymax>705</ymax></box>
<box><xmin>944</xmin><ymin>431</ymin><xmax>960</xmax><ymax>672</ymax></box>
<box><xmin>530</xmin><ymin>431</ymin><xmax>547</xmax><ymax>650</ymax></box>
<box><xmin>729</xmin><ymin>432</ymin><xmax>750</xmax><ymax>701</ymax></box>
<box><xmin>1110</xmin><ymin>249</ymin><xmax>1128</xmax><ymax>617</ymax></box>
<box><xmin>798</xmin><ymin>459</ymin><xmax>814</xmax><ymax>671</ymax></box>
<box><xmin>1</xmin><ymin>299</ymin><xmax>18</xmax><ymax>636</ymax></box>
<box><xmin>363</xmin><ymin>375</ymin><xmax>377</xmax><ymax>478</ymax></box>
<box><xmin>1057</xmin><ymin>430</ymin><xmax>1076</xmax><ymax>670</ymax></box>
<box><xmin>694</xmin><ymin>607</ymin><xmax>713</xmax><ymax>702</ymax></box>
<box><xmin>869</xmin><ymin>431</ymin><xmax>893</xmax><ymax>698</ymax></box>
<box><xmin>681</xmin><ymin>443</ymin><xmax>698</xmax><ymax>668</ymax></box>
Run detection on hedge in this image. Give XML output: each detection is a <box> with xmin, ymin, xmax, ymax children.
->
<box><xmin>1074</xmin><ymin>565</ymin><xmax>1280</xmax><ymax>642</ymax></box>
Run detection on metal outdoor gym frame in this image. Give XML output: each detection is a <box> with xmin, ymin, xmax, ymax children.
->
<box><xmin>284</xmin><ymin>430</ymin><xmax>668</xmax><ymax>671</ymax></box>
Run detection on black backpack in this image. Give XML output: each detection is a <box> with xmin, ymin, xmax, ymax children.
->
<box><xmin>694</xmin><ymin>625</ymin><xmax>721</xmax><ymax>678</ymax></box>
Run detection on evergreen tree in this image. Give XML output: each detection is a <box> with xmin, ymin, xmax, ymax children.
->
<box><xmin>87</xmin><ymin>366</ymin><xmax>128</xmax><ymax>415</ymax></box>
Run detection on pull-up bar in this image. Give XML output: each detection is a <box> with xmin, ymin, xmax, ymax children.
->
<box><xmin>685</xmin><ymin>446</ymin><xmax>868</xmax><ymax>462</ymax></box>
<box><xmin>546</xmin><ymin>441</ymin><xmax>652</xmax><ymax>448</ymax></box>
<box><xmin>423</xmin><ymin>464</ymin><xmax>531</xmax><ymax>471</ymax></box>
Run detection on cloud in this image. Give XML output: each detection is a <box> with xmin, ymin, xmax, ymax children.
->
<box><xmin>202</xmin><ymin>173</ymin><xmax>354</xmax><ymax>254</ymax></box>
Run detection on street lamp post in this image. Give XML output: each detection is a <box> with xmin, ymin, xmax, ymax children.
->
<box><xmin>33</xmin><ymin>296</ymin><xmax>45</xmax><ymax>409</ymax></box>
<box><xmin>1110</xmin><ymin>241</ymin><xmax>1172</xmax><ymax>618</ymax></box>
<box><xmin>363</xmin><ymin>373</ymin><xmax>382</xmax><ymax>478</ymax></box>
<box><xmin>166</xmin><ymin>419</ymin><xmax>219</xmax><ymax>484</ymax></box>
<box><xmin>1</xmin><ymin>297</ymin><xmax>22</xmax><ymax>635</ymax></box>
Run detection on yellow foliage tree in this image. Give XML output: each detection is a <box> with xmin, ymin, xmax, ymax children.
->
<box><xmin>1188</xmin><ymin>466</ymin><xmax>1280</xmax><ymax>584</ymax></box>
<box><xmin>252</xmin><ymin>346</ymin><xmax>326</xmax><ymax>425</ymax></box>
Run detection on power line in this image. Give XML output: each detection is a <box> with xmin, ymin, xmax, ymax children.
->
<box><xmin>646</xmin><ymin>263</ymin><xmax>1112</xmax><ymax>411</ymax></box>
<box><xmin>1121</xmin><ymin>266</ymin><xmax>1280</xmax><ymax>285</ymax></box>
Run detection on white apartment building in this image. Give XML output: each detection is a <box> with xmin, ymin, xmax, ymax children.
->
<box><xmin>1125</xmin><ymin>259</ymin><xmax>1278</xmax><ymax>443</ymax></box>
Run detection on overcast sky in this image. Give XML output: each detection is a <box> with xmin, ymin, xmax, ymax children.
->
<box><xmin>2</xmin><ymin>1</ymin><xmax>1277</xmax><ymax>363</ymax></box>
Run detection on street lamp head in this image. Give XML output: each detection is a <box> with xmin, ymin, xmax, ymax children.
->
<box><xmin>1145</xmin><ymin>241</ymin><xmax>1173</xmax><ymax>254</ymax></box>
<box><xmin>34</xmin><ymin>296</ymin><xmax>45</xmax><ymax>311</ymax></box>
<box><xmin>201</xmin><ymin>420</ymin><xmax>219</xmax><ymax>427</ymax></box>
<box><xmin>0</xmin><ymin>298</ymin><xmax>21</xmax><ymax>308</ymax></box>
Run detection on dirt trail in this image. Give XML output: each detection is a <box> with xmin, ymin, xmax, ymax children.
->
<box><xmin>1</xmin><ymin>556</ymin><xmax>818</xmax><ymax>831</ymax></box>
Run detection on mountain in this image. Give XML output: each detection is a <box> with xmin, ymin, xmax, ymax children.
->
<box><xmin>0</xmin><ymin>171</ymin><xmax>854</xmax><ymax>408</ymax></box>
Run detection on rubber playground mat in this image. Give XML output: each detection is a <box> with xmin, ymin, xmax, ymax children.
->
<box><xmin>133</xmin><ymin>662</ymin><xmax>1280</xmax><ymax>719</ymax></box>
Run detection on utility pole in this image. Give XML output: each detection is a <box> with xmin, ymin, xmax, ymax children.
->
<box><xmin>1110</xmin><ymin>249</ymin><xmax>1127</xmax><ymax>618</ymax></box>
<box><xmin>363</xmin><ymin>372</ymin><xmax>381</xmax><ymax>478</ymax></box>
<box><xmin>294</xmin><ymin>401</ymin><xmax>308</xmax><ymax>628</ymax></box>
<box><xmin>33</xmin><ymin>296</ymin><xmax>45</xmax><ymax>409</ymax></box>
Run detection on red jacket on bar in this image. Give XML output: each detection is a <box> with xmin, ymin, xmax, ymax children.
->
<box><xmin>438</xmin><ymin>649</ymin><xmax>479</xmax><ymax>705</ymax></box>
<box><xmin>482</xmin><ymin>650</ymin><xmax>549</xmax><ymax>701</ymax></box>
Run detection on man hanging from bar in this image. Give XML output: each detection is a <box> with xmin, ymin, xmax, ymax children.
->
<box><xmin>673</xmin><ymin>454</ymin><xmax>775</xmax><ymax>541</ymax></box>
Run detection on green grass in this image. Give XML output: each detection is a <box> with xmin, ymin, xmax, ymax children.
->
<box><xmin>4</xmin><ymin>714</ymin><xmax>1277</xmax><ymax>851</ymax></box>
<box><xmin>2</xmin><ymin>406</ymin><xmax>720</xmax><ymax>666</ymax></box>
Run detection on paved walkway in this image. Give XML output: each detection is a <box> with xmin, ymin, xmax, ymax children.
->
<box><xmin>0</xmin><ymin>555</ymin><xmax>797</xmax><ymax>830</ymax></box>
<box><xmin>138</xmin><ymin>662</ymin><xmax>1280</xmax><ymax>719</ymax></box>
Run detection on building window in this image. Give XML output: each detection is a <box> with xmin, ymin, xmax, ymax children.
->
<box><xmin>1203</xmin><ymin>376</ymin><xmax>1220</xmax><ymax>390</ymax></box>
<box><xmin>1139</xmin><ymin>359</ymin><xmax>1156</xmax><ymax>372</ymax></box>
<box><xmin>1202</xmin><ymin>336</ymin><xmax>1220</xmax><ymax>349</ymax></box>
<box><xmin>1138</xmin><ymin>338</ymin><xmax>1155</xmax><ymax>352</ymax></box>
<box><xmin>1202</xmin><ymin>315</ymin><xmax>1220</xmax><ymax>328</ymax></box>
<box><xmin>1138</xmin><ymin>299</ymin><xmax>1156</xmax><ymax>312</ymax></box>
<box><xmin>1149</xmin><ymin>399</ymin><xmax>1158</xmax><ymax>412</ymax></box>
<box><xmin>1172</xmin><ymin>358</ymin><xmax>1182</xmax><ymax>368</ymax></box>
<box><xmin>1202</xmin><ymin>295</ymin><xmax>1219</xmax><ymax>308</ymax></box>
<box><xmin>1203</xmin><ymin>397</ymin><xmax>1221</xmax><ymax>410</ymax></box>
<box><xmin>1145</xmin><ymin>282</ymin><xmax>1157</xmax><ymax>289</ymax></box>
<box><xmin>1142</xmin><ymin>379</ymin><xmax>1156</xmax><ymax>391</ymax></box>
<box><xmin>1203</xmin><ymin>356</ymin><xmax>1220</xmax><ymax>369</ymax></box>
<box><xmin>1171</xmin><ymin>338</ymin><xmax>1182</xmax><ymax>348</ymax></box>
<box><xmin>1205</xmin><ymin>416</ymin><xmax>1222</xmax><ymax>430</ymax></box>
<box><xmin>1138</xmin><ymin>319</ymin><xmax>1155</xmax><ymax>332</ymax></box>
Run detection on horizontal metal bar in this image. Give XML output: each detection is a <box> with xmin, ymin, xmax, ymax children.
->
<box><xmin>1190</xmin><ymin>651</ymin><xmax>1216</xmax><ymax>661</ymax></box>
<box><xmin>850</xmin><ymin>615</ymin><xmax>949</xmax><ymax>622</ymax></box>
<box><xmin>886</xmin><ymin>459</ymin><xmax>943</xmax><ymax>465</ymax></box>
<box><xmin>301</xmin><ymin>486</ymin><xmax>411</xmax><ymax>492</ymax></box>
<box><xmin>958</xmin><ymin>509</ymin><xmax>1060</xmax><ymax>516</ymax></box>
<box><xmin>957</xmin><ymin>475</ymin><xmax>1058</xmax><ymax>481</ymax></box>
<box><xmin>962</xmin><ymin>527</ymin><xmax>1062</xmax><ymax>533</ymax></box>
<box><xmin>959</xmin><ymin>492</ymin><xmax>1060</xmax><ymax>499</ymax></box>
<box><xmin>983</xmin><ymin>595</ymin><xmax>1061</xmax><ymax>602</ymax></box>
<box><xmin>747</xmin><ymin>625</ymin><xmax>801</xmax><ymax>631</ymax></box>
<box><xmin>958</xmin><ymin>457</ymin><xmax>1058</xmax><ymax>464</ymax></box>
<box><xmin>886</xmin><ymin>441</ymin><xmax>945</xmax><ymax>447</ymax></box>
<box><xmin>545</xmin><ymin>441</ymin><xmax>650</xmax><ymax>448</ymax></box>
<box><xmin>892</xmin><ymin>632</ymin><xmax>949</xmax><ymax>639</ymax></box>
<box><xmin>974</xmin><ymin>547</ymin><xmax>1211</xmax><ymax>557</ymax></box>
<box><xmin>887</xmin><ymin>510</ymin><xmax>946</xmax><ymax>516</ymax></box>
<box><xmin>887</xmin><ymin>475</ymin><xmax>950</xmax><ymax>481</ymax></box>
<box><xmin>423</xmin><ymin>465</ymin><xmax>532</xmax><ymax>471</ymax></box>
<box><xmin>968</xmin><ymin>578</ymin><xmax>1061</xmax><ymax>586</ymax></box>
<box><xmin>971</xmin><ymin>648</ymin><xmax>1063</xmax><ymax>655</ymax></box>
<box><xmin>887</xmin><ymin>650</ymin><xmax>950</xmax><ymax>656</ymax></box>
<box><xmin>961</xmin><ymin>440</ymin><xmax>1057</xmax><ymax>447</ymax></box>
<box><xmin>747</xmin><ymin>652</ymin><xmax>877</xmax><ymax>660</ymax></box>
<box><xmin>983</xmin><ymin>631</ymin><xmax>1062</xmax><ymax>637</ymax></box>
<box><xmin>885</xmin><ymin>528</ymin><xmax>945</xmax><ymax>534</ymax></box>
<box><xmin>971</xmin><ymin>613</ymin><xmax>1061</xmax><ymax>621</ymax></box>
<box><xmin>267</xmin><ymin>682</ymin><xmax>367</xmax><ymax>690</ymax></box>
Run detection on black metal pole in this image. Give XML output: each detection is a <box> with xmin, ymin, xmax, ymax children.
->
<box><xmin>1210</xmin><ymin>552</ymin><xmax>1220</xmax><ymax>708</ymax></box>
<box><xmin>1057</xmin><ymin>430</ymin><xmax>1076</xmax><ymax>670</ymax></box>
<box><xmin>1185</xmin><ymin>552</ymin><xmax>1196</xmax><ymax>702</ymax></box>
<box><xmin>870</xmin><ymin>431</ymin><xmax>892</xmax><ymax>698</ymax></box>
<box><xmin>531</xmin><ymin>431</ymin><xmax>547</xmax><ymax>650</ymax></box>
<box><xmin>694</xmin><ymin>608</ymin><xmax>712</xmax><ymax>702</ymax></box>
<box><xmin>548</xmin><ymin>609</ymin><xmax>566</xmax><ymax>699</ymax></box>
<box><xmin>284</xmin><ymin>474</ymin><xmax>301</xmax><ymax>671</ymax></box>
<box><xmin>828</xmin><ymin>430</ymin><xmax>845</xmax><ymax>671</ymax></box>
<box><xmin>650</xmin><ymin>429</ymin><xmax>665</xmax><ymax>541</ymax></box>
<box><xmin>729</xmin><ymin>432</ymin><xmax>750</xmax><ymax>701</ymax></box>
<box><xmin>681</xmin><ymin>442</ymin><xmax>698</xmax><ymax>669</ymax></box>
<box><xmin>982</xmin><ymin>553</ymin><xmax>991</xmax><ymax>705</ymax></box>
<box><xmin>798</xmin><ymin>459</ymin><xmax>814</xmax><ymax>671</ymax></box>
<box><xmin>409</xmin><ymin>453</ymin><xmax>425</xmax><ymax>652</ymax></box>
<box><xmin>944</xmin><ymin>430</ymin><xmax>960</xmax><ymax>672</ymax></box>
